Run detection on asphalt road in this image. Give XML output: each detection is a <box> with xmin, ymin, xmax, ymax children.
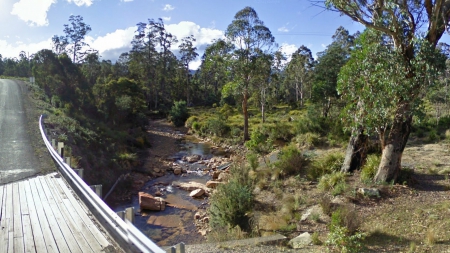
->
<box><xmin>0</xmin><ymin>79</ymin><xmax>39</xmax><ymax>184</ymax></box>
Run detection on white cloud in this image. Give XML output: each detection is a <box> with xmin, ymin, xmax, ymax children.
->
<box><xmin>86</xmin><ymin>27</ymin><xmax>136</xmax><ymax>60</ymax></box>
<box><xmin>163</xmin><ymin>4</ymin><xmax>174</xmax><ymax>11</ymax></box>
<box><xmin>165</xmin><ymin>21</ymin><xmax>224</xmax><ymax>48</ymax></box>
<box><xmin>279</xmin><ymin>43</ymin><xmax>298</xmax><ymax>63</ymax></box>
<box><xmin>278</xmin><ymin>26</ymin><xmax>289</xmax><ymax>33</ymax></box>
<box><xmin>67</xmin><ymin>0</ymin><xmax>93</xmax><ymax>7</ymax></box>
<box><xmin>0</xmin><ymin>39</ymin><xmax>53</xmax><ymax>58</ymax></box>
<box><xmin>11</xmin><ymin>0</ymin><xmax>56</xmax><ymax>26</ymax></box>
<box><xmin>162</xmin><ymin>16</ymin><xmax>171</xmax><ymax>21</ymax></box>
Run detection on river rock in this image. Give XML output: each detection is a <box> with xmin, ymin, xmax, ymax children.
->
<box><xmin>211</xmin><ymin>170</ymin><xmax>221</xmax><ymax>180</ymax></box>
<box><xmin>172</xmin><ymin>181</ymin><xmax>209</xmax><ymax>192</ymax></box>
<box><xmin>173</xmin><ymin>168</ymin><xmax>182</xmax><ymax>175</ymax></box>
<box><xmin>189</xmin><ymin>189</ymin><xmax>205</xmax><ymax>198</ymax></box>
<box><xmin>139</xmin><ymin>192</ymin><xmax>165</xmax><ymax>211</ymax></box>
<box><xmin>206</xmin><ymin>181</ymin><xmax>222</xmax><ymax>188</ymax></box>
<box><xmin>289</xmin><ymin>232</ymin><xmax>312</xmax><ymax>249</ymax></box>
<box><xmin>186</xmin><ymin>154</ymin><xmax>201</xmax><ymax>163</ymax></box>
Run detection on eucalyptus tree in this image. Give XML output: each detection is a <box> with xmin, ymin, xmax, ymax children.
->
<box><xmin>179</xmin><ymin>35</ymin><xmax>199</xmax><ymax>105</ymax></box>
<box><xmin>326</xmin><ymin>0</ymin><xmax>450</xmax><ymax>182</ymax></box>
<box><xmin>198</xmin><ymin>39</ymin><xmax>235</xmax><ymax>104</ymax></box>
<box><xmin>312</xmin><ymin>27</ymin><xmax>354</xmax><ymax>117</ymax></box>
<box><xmin>284</xmin><ymin>45</ymin><xmax>314</xmax><ymax>106</ymax></box>
<box><xmin>52</xmin><ymin>15</ymin><xmax>93</xmax><ymax>63</ymax></box>
<box><xmin>226</xmin><ymin>6</ymin><xmax>275</xmax><ymax>141</ymax></box>
<box><xmin>271</xmin><ymin>50</ymin><xmax>286</xmax><ymax>101</ymax></box>
<box><xmin>252</xmin><ymin>50</ymin><xmax>273</xmax><ymax>123</ymax></box>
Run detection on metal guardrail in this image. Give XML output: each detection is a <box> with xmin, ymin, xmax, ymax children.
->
<box><xmin>39</xmin><ymin>115</ymin><xmax>165</xmax><ymax>253</ymax></box>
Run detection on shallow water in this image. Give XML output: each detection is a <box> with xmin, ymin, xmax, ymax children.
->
<box><xmin>112</xmin><ymin>136</ymin><xmax>223</xmax><ymax>246</ymax></box>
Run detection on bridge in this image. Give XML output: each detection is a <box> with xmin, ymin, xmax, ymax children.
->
<box><xmin>0</xmin><ymin>79</ymin><xmax>168</xmax><ymax>253</ymax></box>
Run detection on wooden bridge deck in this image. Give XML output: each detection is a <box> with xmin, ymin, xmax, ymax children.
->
<box><xmin>0</xmin><ymin>172</ymin><xmax>117</xmax><ymax>253</ymax></box>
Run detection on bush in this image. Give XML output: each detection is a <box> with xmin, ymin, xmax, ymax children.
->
<box><xmin>318</xmin><ymin>172</ymin><xmax>347</xmax><ymax>195</ymax></box>
<box><xmin>169</xmin><ymin>101</ymin><xmax>189</xmax><ymax>127</ymax></box>
<box><xmin>308</xmin><ymin>152</ymin><xmax>344</xmax><ymax>180</ymax></box>
<box><xmin>360</xmin><ymin>154</ymin><xmax>380</xmax><ymax>183</ymax></box>
<box><xmin>205</xmin><ymin>117</ymin><xmax>230</xmax><ymax>137</ymax></box>
<box><xmin>428</xmin><ymin>129</ymin><xmax>439</xmax><ymax>142</ymax></box>
<box><xmin>209</xmin><ymin>164</ymin><xmax>254</xmax><ymax>230</ymax></box>
<box><xmin>245</xmin><ymin>128</ymin><xmax>273</xmax><ymax>154</ymax></box>
<box><xmin>185</xmin><ymin>116</ymin><xmax>199</xmax><ymax>128</ymax></box>
<box><xmin>326</xmin><ymin>206</ymin><xmax>365</xmax><ymax>253</ymax></box>
<box><xmin>273</xmin><ymin>144</ymin><xmax>308</xmax><ymax>177</ymax></box>
<box><xmin>295</xmin><ymin>132</ymin><xmax>321</xmax><ymax>148</ymax></box>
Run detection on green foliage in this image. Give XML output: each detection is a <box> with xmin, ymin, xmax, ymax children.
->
<box><xmin>204</xmin><ymin>117</ymin><xmax>230</xmax><ymax>137</ymax></box>
<box><xmin>428</xmin><ymin>129</ymin><xmax>439</xmax><ymax>142</ymax></box>
<box><xmin>209</xmin><ymin>163</ymin><xmax>254</xmax><ymax>230</ymax></box>
<box><xmin>361</xmin><ymin>154</ymin><xmax>381</xmax><ymax>183</ymax></box>
<box><xmin>326</xmin><ymin>206</ymin><xmax>365</xmax><ymax>253</ymax></box>
<box><xmin>185</xmin><ymin>116</ymin><xmax>199</xmax><ymax>128</ymax></box>
<box><xmin>273</xmin><ymin>144</ymin><xmax>308</xmax><ymax>177</ymax></box>
<box><xmin>308</xmin><ymin>152</ymin><xmax>344</xmax><ymax>180</ymax></box>
<box><xmin>245</xmin><ymin>128</ymin><xmax>273</xmax><ymax>154</ymax></box>
<box><xmin>295</xmin><ymin>132</ymin><xmax>320</xmax><ymax>149</ymax></box>
<box><xmin>169</xmin><ymin>100</ymin><xmax>189</xmax><ymax>127</ymax></box>
<box><xmin>246</xmin><ymin>152</ymin><xmax>259</xmax><ymax>170</ymax></box>
<box><xmin>318</xmin><ymin>172</ymin><xmax>347</xmax><ymax>195</ymax></box>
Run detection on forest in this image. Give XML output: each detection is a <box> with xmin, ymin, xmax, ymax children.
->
<box><xmin>3</xmin><ymin>2</ymin><xmax>450</xmax><ymax>251</ymax></box>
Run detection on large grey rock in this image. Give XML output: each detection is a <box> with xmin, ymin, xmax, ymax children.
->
<box><xmin>357</xmin><ymin>188</ymin><xmax>380</xmax><ymax>198</ymax></box>
<box><xmin>301</xmin><ymin>205</ymin><xmax>323</xmax><ymax>222</ymax></box>
<box><xmin>189</xmin><ymin>188</ymin><xmax>205</xmax><ymax>198</ymax></box>
<box><xmin>289</xmin><ymin>232</ymin><xmax>312</xmax><ymax>249</ymax></box>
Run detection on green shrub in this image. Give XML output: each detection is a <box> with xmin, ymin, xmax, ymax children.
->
<box><xmin>295</xmin><ymin>132</ymin><xmax>320</xmax><ymax>148</ymax></box>
<box><xmin>205</xmin><ymin>117</ymin><xmax>230</xmax><ymax>137</ymax></box>
<box><xmin>360</xmin><ymin>154</ymin><xmax>380</xmax><ymax>183</ymax></box>
<box><xmin>269</xmin><ymin>121</ymin><xmax>294</xmax><ymax>141</ymax></box>
<box><xmin>273</xmin><ymin>144</ymin><xmax>308</xmax><ymax>177</ymax></box>
<box><xmin>308</xmin><ymin>152</ymin><xmax>344</xmax><ymax>180</ymax></box>
<box><xmin>247</xmin><ymin>152</ymin><xmax>258</xmax><ymax>170</ymax></box>
<box><xmin>209</xmin><ymin>178</ymin><xmax>254</xmax><ymax>230</ymax></box>
<box><xmin>318</xmin><ymin>172</ymin><xmax>347</xmax><ymax>194</ymax></box>
<box><xmin>245</xmin><ymin>128</ymin><xmax>273</xmax><ymax>154</ymax></box>
<box><xmin>326</xmin><ymin>206</ymin><xmax>365</xmax><ymax>253</ymax></box>
<box><xmin>192</xmin><ymin>122</ymin><xmax>201</xmax><ymax>132</ymax></box>
<box><xmin>169</xmin><ymin>100</ymin><xmax>189</xmax><ymax>127</ymax></box>
<box><xmin>428</xmin><ymin>129</ymin><xmax>439</xmax><ymax>142</ymax></box>
<box><xmin>185</xmin><ymin>116</ymin><xmax>199</xmax><ymax>128</ymax></box>
<box><xmin>219</xmin><ymin>103</ymin><xmax>235</xmax><ymax>119</ymax></box>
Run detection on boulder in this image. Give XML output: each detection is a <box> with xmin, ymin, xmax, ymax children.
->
<box><xmin>189</xmin><ymin>189</ymin><xmax>205</xmax><ymax>198</ymax></box>
<box><xmin>301</xmin><ymin>205</ymin><xmax>324</xmax><ymax>222</ymax></box>
<box><xmin>139</xmin><ymin>192</ymin><xmax>165</xmax><ymax>211</ymax></box>
<box><xmin>289</xmin><ymin>232</ymin><xmax>312</xmax><ymax>249</ymax></box>
<box><xmin>218</xmin><ymin>172</ymin><xmax>231</xmax><ymax>182</ymax></box>
<box><xmin>206</xmin><ymin>181</ymin><xmax>222</xmax><ymax>188</ymax></box>
<box><xmin>172</xmin><ymin>181</ymin><xmax>209</xmax><ymax>192</ymax></box>
<box><xmin>211</xmin><ymin>170</ymin><xmax>221</xmax><ymax>180</ymax></box>
<box><xmin>173</xmin><ymin>168</ymin><xmax>182</xmax><ymax>175</ymax></box>
<box><xmin>357</xmin><ymin>188</ymin><xmax>380</xmax><ymax>198</ymax></box>
<box><xmin>186</xmin><ymin>154</ymin><xmax>201</xmax><ymax>163</ymax></box>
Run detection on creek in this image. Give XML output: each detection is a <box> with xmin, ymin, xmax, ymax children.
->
<box><xmin>112</xmin><ymin>136</ymin><xmax>227</xmax><ymax>247</ymax></box>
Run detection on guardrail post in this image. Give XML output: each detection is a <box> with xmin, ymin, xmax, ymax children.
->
<box><xmin>166</xmin><ymin>247</ymin><xmax>176</xmax><ymax>253</ymax></box>
<box><xmin>125</xmin><ymin>207</ymin><xmax>135</xmax><ymax>224</ymax></box>
<box><xmin>73</xmin><ymin>169</ymin><xmax>84</xmax><ymax>179</ymax></box>
<box><xmin>65</xmin><ymin>157</ymin><xmax>71</xmax><ymax>167</ymax></box>
<box><xmin>57</xmin><ymin>142</ymin><xmax>64</xmax><ymax>157</ymax></box>
<box><xmin>90</xmin><ymin>184</ymin><xmax>102</xmax><ymax>198</ymax></box>
<box><xmin>176</xmin><ymin>243</ymin><xmax>185</xmax><ymax>253</ymax></box>
<box><xmin>116</xmin><ymin>211</ymin><xmax>125</xmax><ymax>220</ymax></box>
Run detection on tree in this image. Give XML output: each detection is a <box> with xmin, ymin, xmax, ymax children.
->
<box><xmin>326</xmin><ymin>0</ymin><xmax>450</xmax><ymax>182</ymax></box>
<box><xmin>226</xmin><ymin>6</ymin><xmax>275</xmax><ymax>141</ymax></box>
<box><xmin>179</xmin><ymin>35</ymin><xmax>198</xmax><ymax>105</ymax></box>
<box><xmin>52</xmin><ymin>15</ymin><xmax>93</xmax><ymax>63</ymax></box>
<box><xmin>284</xmin><ymin>45</ymin><xmax>314</xmax><ymax>106</ymax></box>
<box><xmin>312</xmin><ymin>27</ymin><xmax>354</xmax><ymax>117</ymax></box>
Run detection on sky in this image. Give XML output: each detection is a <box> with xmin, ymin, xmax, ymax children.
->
<box><xmin>0</xmin><ymin>0</ymin><xmax>371</xmax><ymax>69</ymax></box>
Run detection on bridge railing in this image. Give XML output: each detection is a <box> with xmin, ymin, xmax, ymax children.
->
<box><xmin>39</xmin><ymin>115</ymin><xmax>165</xmax><ymax>253</ymax></box>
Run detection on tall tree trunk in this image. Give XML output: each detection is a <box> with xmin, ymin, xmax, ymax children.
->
<box><xmin>374</xmin><ymin>103</ymin><xmax>412</xmax><ymax>182</ymax></box>
<box><xmin>341</xmin><ymin>127</ymin><xmax>368</xmax><ymax>173</ymax></box>
<box><xmin>243</xmin><ymin>90</ymin><xmax>250</xmax><ymax>141</ymax></box>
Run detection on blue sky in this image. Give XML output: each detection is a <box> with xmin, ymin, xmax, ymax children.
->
<box><xmin>1</xmin><ymin>0</ymin><xmax>366</xmax><ymax>69</ymax></box>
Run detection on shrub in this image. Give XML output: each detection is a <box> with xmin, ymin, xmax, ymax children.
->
<box><xmin>295</xmin><ymin>132</ymin><xmax>320</xmax><ymax>148</ymax></box>
<box><xmin>169</xmin><ymin>101</ymin><xmax>189</xmax><ymax>127</ymax></box>
<box><xmin>360</xmin><ymin>154</ymin><xmax>380</xmax><ymax>183</ymax></box>
<box><xmin>318</xmin><ymin>172</ymin><xmax>347</xmax><ymax>194</ymax></box>
<box><xmin>326</xmin><ymin>206</ymin><xmax>365</xmax><ymax>253</ymax></box>
<box><xmin>185</xmin><ymin>116</ymin><xmax>199</xmax><ymax>128</ymax></box>
<box><xmin>273</xmin><ymin>144</ymin><xmax>308</xmax><ymax>177</ymax></box>
<box><xmin>209</xmin><ymin>179</ymin><xmax>254</xmax><ymax>230</ymax></box>
<box><xmin>245</xmin><ymin>128</ymin><xmax>273</xmax><ymax>154</ymax></box>
<box><xmin>205</xmin><ymin>117</ymin><xmax>230</xmax><ymax>137</ymax></box>
<box><xmin>246</xmin><ymin>152</ymin><xmax>259</xmax><ymax>170</ymax></box>
<box><xmin>308</xmin><ymin>152</ymin><xmax>344</xmax><ymax>180</ymax></box>
<box><xmin>428</xmin><ymin>129</ymin><xmax>439</xmax><ymax>142</ymax></box>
